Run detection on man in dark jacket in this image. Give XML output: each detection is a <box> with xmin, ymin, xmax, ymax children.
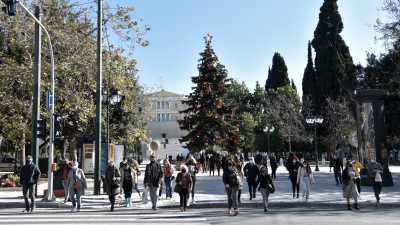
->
<box><xmin>243</xmin><ymin>157</ymin><xmax>259</xmax><ymax>200</ymax></box>
<box><xmin>144</xmin><ymin>155</ymin><xmax>163</xmax><ymax>210</ymax></box>
<box><xmin>223</xmin><ymin>160</ymin><xmax>240</xmax><ymax>215</ymax></box>
<box><xmin>333</xmin><ymin>157</ymin><xmax>343</xmax><ymax>185</ymax></box>
<box><xmin>20</xmin><ymin>155</ymin><xmax>41</xmax><ymax>213</ymax></box>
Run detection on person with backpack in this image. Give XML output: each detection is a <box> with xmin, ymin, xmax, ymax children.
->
<box><xmin>257</xmin><ymin>165</ymin><xmax>274</xmax><ymax>212</ymax></box>
<box><xmin>144</xmin><ymin>155</ymin><xmax>163</xmax><ymax>210</ymax></box>
<box><xmin>223</xmin><ymin>159</ymin><xmax>240</xmax><ymax>216</ymax></box>
<box><xmin>175</xmin><ymin>165</ymin><xmax>192</xmax><ymax>211</ymax></box>
<box><xmin>342</xmin><ymin>161</ymin><xmax>359</xmax><ymax>210</ymax></box>
<box><xmin>66</xmin><ymin>161</ymin><xmax>87</xmax><ymax>212</ymax></box>
<box><xmin>120</xmin><ymin>162</ymin><xmax>136</xmax><ymax>207</ymax></box>
<box><xmin>243</xmin><ymin>157</ymin><xmax>259</xmax><ymax>200</ymax></box>
<box><xmin>20</xmin><ymin>155</ymin><xmax>41</xmax><ymax>213</ymax></box>
<box><xmin>163</xmin><ymin>159</ymin><xmax>174</xmax><ymax>199</ymax></box>
<box><xmin>105</xmin><ymin>161</ymin><xmax>121</xmax><ymax>212</ymax></box>
<box><xmin>297</xmin><ymin>160</ymin><xmax>314</xmax><ymax>201</ymax></box>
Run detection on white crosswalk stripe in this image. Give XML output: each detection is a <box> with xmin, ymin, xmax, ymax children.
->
<box><xmin>0</xmin><ymin>208</ymin><xmax>210</xmax><ymax>225</ymax></box>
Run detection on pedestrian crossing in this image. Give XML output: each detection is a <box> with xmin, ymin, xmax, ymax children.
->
<box><xmin>0</xmin><ymin>208</ymin><xmax>210</xmax><ymax>225</ymax></box>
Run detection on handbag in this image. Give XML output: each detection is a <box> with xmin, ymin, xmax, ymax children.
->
<box><xmin>174</xmin><ymin>183</ymin><xmax>182</xmax><ymax>193</ymax></box>
<box><xmin>111</xmin><ymin>169</ymin><xmax>120</xmax><ymax>189</ymax></box>
<box><xmin>267</xmin><ymin>183</ymin><xmax>275</xmax><ymax>193</ymax></box>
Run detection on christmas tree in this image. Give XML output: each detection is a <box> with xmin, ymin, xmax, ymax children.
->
<box><xmin>179</xmin><ymin>34</ymin><xmax>240</xmax><ymax>153</ymax></box>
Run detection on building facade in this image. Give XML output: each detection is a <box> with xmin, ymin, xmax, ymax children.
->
<box><xmin>143</xmin><ymin>90</ymin><xmax>189</xmax><ymax>159</ymax></box>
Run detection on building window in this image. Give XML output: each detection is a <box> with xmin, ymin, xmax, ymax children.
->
<box><xmin>175</xmin><ymin>103</ymin><xmax>178</xmax><ymax>109</ymax></box>
<box><xmin>157</xmin><ymin>114</ymin><xmax>161</xmax><ymax>122</ymax></box>
<box><xmin>157</xmin><ymin>102</ymin><xmax>161</xmax><ymax>109</ymax></box>
<box><xmin>161</xmin><ymin>113</ymin><xmax>165</xmax><ymax>121</ymax></box>
<box><xmin>161</xmin><ymin>101</ymin><xmax>165</xmax><ymax>109</ymax></box>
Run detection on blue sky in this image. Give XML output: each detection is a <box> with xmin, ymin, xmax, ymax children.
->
<box><xmin>118</xmin><ymin>0</ymin><xmax>385</xmax><ymax>96</ymax></box>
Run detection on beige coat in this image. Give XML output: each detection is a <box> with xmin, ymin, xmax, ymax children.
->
<box><xmin>296</xmin><ymin>166</ymin><xmax>314</xmax><ymax>185</ymax></box>
<box><xmin>120</xmin><ymin>166</ymin><xmax>138</xmax><ymax>186</ymax></box>
<box><xmin>66</xmin><ymin>167</ymin><xmax>87</xmax><ymax>196</ymax></box>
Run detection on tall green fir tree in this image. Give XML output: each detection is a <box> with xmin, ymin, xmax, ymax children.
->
<box><xmin>179</xmin><ymin>35</ymin><xmax>240</xmax><ymax>153</ymax></box>
<box><xmin>265</xmin><ymin>52</ymin><xmax>290</xmax><ymax>90</ymax></box>
<box><xmin>311</xmin><ymin>0</ymin><xmax>357</xmax><ymax>112</ymax></box>
<box><xmin>302</xmin><ymin>41</ymin><xmax>316</xmax><ymax>113</ymax></box>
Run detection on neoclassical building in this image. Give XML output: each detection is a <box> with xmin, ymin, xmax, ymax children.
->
<box><xmin>143</xmin><ymin>90</ymin><xmax>189</xmax><ymax>158</ymax></box>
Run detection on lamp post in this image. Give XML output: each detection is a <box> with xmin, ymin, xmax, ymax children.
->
<box><xmin>306</xmin><ymin>117</ymin><xmax>324</xmax><ymax>172</ymax></box>
<box><xmin>103</xmin><ymin>90</ymin><xmax>122</xmax><ymax>148</ymax></box>
<box><xmin>264</xmin><ymin>126</ymin><xmax>275</xmax><ymax>153</ymax></box>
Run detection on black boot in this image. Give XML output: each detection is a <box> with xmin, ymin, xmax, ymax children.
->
<box><xmin>353</xmin><ymin>203</ymin><xmax>359</xmax><ymax>210</ymax></box>
<box><xmin>347</xmin><ymin>203</ymin><xmax>352</xmax><ymax>210</ymax></box>
<box><xmin>110</xmin><ymin>204</ymin><xmax>114</xmax><ymax>212</ymax></box>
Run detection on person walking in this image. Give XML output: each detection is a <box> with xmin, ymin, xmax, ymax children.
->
<box><xmin>144</xmin><ymin>155</ymin><xmax>163</xmax><ymax>210</ymax></box>
<box><xmin>243</xmin><ymin>157</ymin><xmax>259</xmax><ymax>200</ymax></box>
<box><xmin>186</xmin><ymin>156</ymin><xmax>198</xmax><ymax>204</ymax></box>
<box><xmin>368</xmin><ymin>160</ymin><xmax>383</xmax><ymax>206</ymax></box>
<box><xmin>175</xmin><ymin>165</ymin><xmax>192</xmax><ymax>211</ymax></box>
<box><xmin>352</xmin><ymin>160</ymin><xmax>363</xmax><ymax>194</ymax></box>
<box><xmin>120</xmin><ymin>162</ymin><xmax>136</xmax><ymax>207</ymax></box>
<box><xmin>233</xmin><ymin>156</ymin><xmax>244</xmax><ymax>204</ymax></box>
<box><xmin>342</xmin><ymin>161</ymin><xmax>360</xmax><ymax>210</ymax></box>
<box><xmin>163</xmin><ymin>159</ymin><xmax>174</xmax><ymax>199</ymax></box>
<box><xmin>209</xmin><ymin>155</ymin><xmax>216</xmax><ymax>176</ymax></box>
<box><xmin>105</xmin><ymin>161</ymin><xmax>121</xmax><ymax>212</ymax></box>
<box><xmin>55</xmin><ymin>159</ymin><xmax>71</xmax><ymax>203</ymax></box>
<box><xmin>67</xmin><ymin>161</ymin><xmax>87</xmax><ymax>212</ymax></box>
<box><xmin>223</xmin><ymin>159</ymin><xmax>240</xmax><ymax>216</ymax></box>
<box><xmin>130</xmin><ymin>159</ymin><xmax>141</xmax><ymax>197</ymax></box>
<box><xmin>257</xmin><ymin>165</ymin><xmax>274</xmax><ymax>212</ymax></box>
<box><xmin>270</xmin><ymin>154</ymin><xmax>278</xmax><ymax>180</ymax></box>
<box><xmin>297</xmin><ymin>160</ymin><xmax>314</xmax><ymax>201</ymax></box>
<box><xmin>333</xmin><ymin>156</ymin><xmax>343</xmax><ymax>185</ymax></box>
<box><xmin>20</xmin><ymin>155</ymin><xmax>41</xmax><ymax>213</ymax></box>
<box><xmin>286</xmin><ymin>155</ymin><xmax>300</xmax><ymax>198</ymax></box>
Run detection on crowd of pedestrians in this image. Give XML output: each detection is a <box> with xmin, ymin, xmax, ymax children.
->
<box><xmin>19</xmin><ymin>151</ymin><xmax>387</xmax><ymax>215</ymax></box>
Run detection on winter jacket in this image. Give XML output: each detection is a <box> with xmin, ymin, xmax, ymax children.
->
<box><xmin>286</xmin><ymin>161</ymin><xmax>300</xmax><ymax>179</ymax></box>
<box><xmin>120</xmin><ymin>166</ymin><xmax>137</xmax><ymax>187</ymax></box>
<box><xmin>105</xmin><ymin>165</ymin><xmax>121</xmax><ymax>195</ymax></box>
<box><xmin>144</xmin><ymin>161</ymin><xmax>163</xmax><ymax>187</ymax></box>
<box><xmin>176</xmin><ymin>172</ymin><xmax>192</xmax><ymax>190</ymax></box>
<box><xmin>66</xmin><ymin>167</ymin><xmax>87</xmax><ymax>196</ymax></box>
<box><xmin>20</xmin><ymin>163</ymin><xmax>41</xmax><ymax>187</ymax></box>
<box><xmin>297</xmin><ymin>165</ymin><xmax>314</xmax><ymax>185</ymax></box>
<box><xmin>257</xmin><ymin>173</ymin><xmax>273</xmax><ymax>189</ymax></box>
<box><xmin>223</xmin><ymin>166</ymin><xmax>240</xmax><ymax>187</ymax></box>
<box><xmin>333</xmin><ymin>158</ymin><xmax>343</xmax><ymax>172</ymax></box>
<box><xmin>243</xmin><ymin>162</ymin><xmax>259</xmax><ymax>182</ymax></box>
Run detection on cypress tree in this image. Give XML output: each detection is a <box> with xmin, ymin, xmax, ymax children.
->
<box><xmin>179</xmin><ymin>35</ymin><xmax>240</xmax><ymax>153</ymax></box>
<box><xmin>302</xmin><ymin>41</ymin><xmax>316</xmax><ymax>107</ymax></box>
<box><xmin>312</xmin><ymin>0</ymin><xmax>356</xmax><ymax>112</ymax></box>
<box><xmin>265</xmin><ymin>52</ymin><xmax>290</xmax><ymax>90</ymax></box>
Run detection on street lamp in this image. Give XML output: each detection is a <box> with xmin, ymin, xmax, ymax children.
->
<box><xmin>306</xmin><ymin>117</ymin><xmax>324</xmax><ymax>172</ymax></box>
<box><xmin>264</xmin><ymin>126</ymin><xmax>275</xmax><ymax>153</ymax></box>
<box><xmin>103</xmin><ymin>90</ymin><xmax>122</xmax><ymax>148</ymax></box>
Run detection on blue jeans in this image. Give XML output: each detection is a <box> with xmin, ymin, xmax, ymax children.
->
<box><xmin>164</xmin><ymin>176</ymin><xmax>172</xmax><ymax>198</ymax></box>
<box><xmin>71</xmin><ymin>189</ymin><xmax>81</xmax><ymax>209</ymax></box>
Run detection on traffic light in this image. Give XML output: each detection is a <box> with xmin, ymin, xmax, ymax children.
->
<box><xmin>54</xmin><ymin>114</ymin><xmax>63</xmax><ymax>140</ymax></box>
<box><xmin>37</xmin><ymin>119</ymin><xmax>46</xmax><ymax>140</ymax></box>
<box><xmin>1</xmin><ymin>0</ymin><xmax>16</xmax><ymax>16</ymax></box>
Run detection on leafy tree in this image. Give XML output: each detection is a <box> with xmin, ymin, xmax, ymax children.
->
<box><xmin>265</xmin><ymin>52</ymin><xmax>290</xmax><ymax>90</ymax></box>
<box><xmin>0</xmin><ymin>0</ymin><xmax>148</xmax><ymax>159</ymax></box>
<box><xmin>264</xmin><ymin>85</ymin><xmax>304</xmax><ymax>153</ymax></box>
<box><xmin>179</xmin><ymin>35</ymin><xmax>240</xmax><ymax>154</ymax></box>
<box><xmin>311</xmin><ymin>0</ymin><xmax>357</xmax><ymax>112</ymax></box>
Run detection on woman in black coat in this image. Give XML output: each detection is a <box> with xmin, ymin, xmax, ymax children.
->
<box><xmin>105</xmin><ymin>161</ymin><xmax>121</xmax><ymax>211</ymax></box>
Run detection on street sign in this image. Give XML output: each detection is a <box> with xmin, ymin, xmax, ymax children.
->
<box><xmin>47</xmin><ymin>90</ymin><xmax>53</xmax><ymax>110</ymax></box>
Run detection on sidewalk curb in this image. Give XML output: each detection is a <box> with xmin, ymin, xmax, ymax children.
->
<box><xmin>2</xmin><ymin>200</ymin><xmax>400</xmax><ymax>210</ymax></box>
